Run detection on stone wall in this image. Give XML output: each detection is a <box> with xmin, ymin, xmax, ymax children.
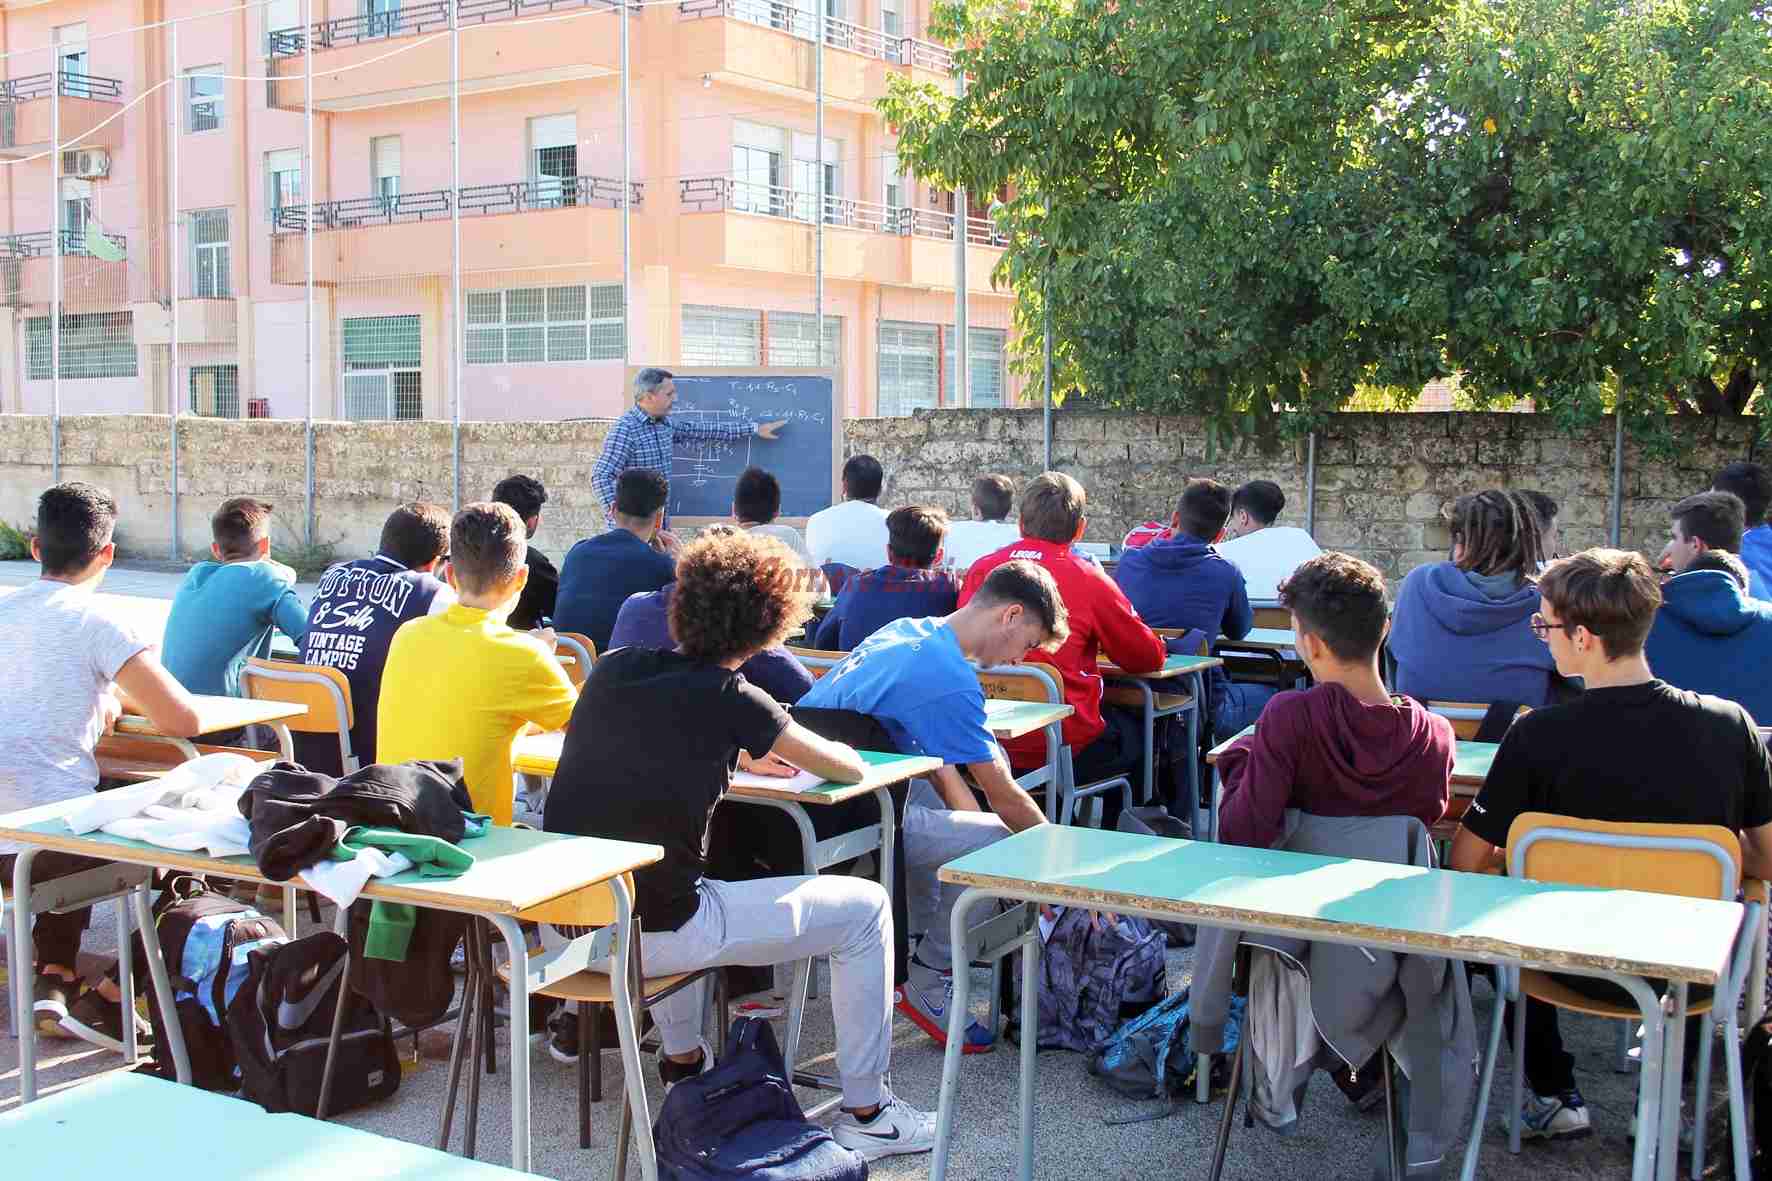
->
<box><xmin>0</xmin><ymin>410</ymin><xmax>1761</xmax><ymax>577</ymax></box>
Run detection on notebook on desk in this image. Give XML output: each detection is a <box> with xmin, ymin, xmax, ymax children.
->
<box><xmin>731</xmin><ymin>767</ymin><xmax>827</xmax><ymax>793</ymax></box>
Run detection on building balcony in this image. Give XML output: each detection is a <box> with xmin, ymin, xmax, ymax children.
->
<box><xmin>0</xmin><ymin>230</ymin><xmax>128</xmax><ymax>305</ymax></box>
<box><xmin>0</xmin><ymin>71</ymin><xmax>125</xmax><ymax>158</ymax></box>
<box><xmin>678</xmin><ymin>0</ymin><xmax>954</xmax><ymax>113</ymax></box>
<box><xmin>677</xmin><ymin>176</ymin><xmax>1005</xmax><ymax>294</ymax></box>
<box><xmin>269</xmin><ymin>174</ymin><xmax>638</xmax><ymax>284</ymax></box>
<box><xmin>267</xmin><ymin>0</ymin><xmax>633</xmax><ymax>111</ymax></box>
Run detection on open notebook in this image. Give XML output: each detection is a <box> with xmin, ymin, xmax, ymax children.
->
<box><xmin>730</xmin><ymin>767</ymin><xmax>827</xmax><ymax>793</ymax></box>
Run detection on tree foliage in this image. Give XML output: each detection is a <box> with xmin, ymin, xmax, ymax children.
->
<box><xmin>881</xmin><ymin>0</ymin><xmax>1772</xmax><ymax>430</ymax></box>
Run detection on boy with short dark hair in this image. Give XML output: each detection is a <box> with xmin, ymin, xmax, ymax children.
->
<box><xmin>554</xmin><ymin>468</ymin><xmax>677</xmax><ymax>654</ymax></box>
<box><xmin>1646</xmin><ymin>537</ymin><xmax>1772</xmax><ymax>723</ymax></box>
<box><xmin>1215</xmin><ymin>553</ymin><xmax>1454</xmax><ymax>849</ymax></box>
<box><xmin>1714</xmin><ymin>461</ymin><xmax>1772</xmax><ymax>592</ymax></box>
<box><xmin>492</xmin><ymin>473</ymin><xmax>557</xmax><ymax>631</ymax></box>
<box><xmin>813</xmin><ymin>505</ymin><xmax>959</xmax><ymax>650</ymax></box>
<box><xmin>163</xmin><ymin>496</ymin><xmax>309</xmax><ymax>699</ymax></box>
<box><xmin>297</xmin><ymin>502</ymin><xmax>455</xmax><ymax>774</ymax></box>
<box><xmin>1662</xmin><ymin>489</ymin><xmax>1771</xmax><ymax>598</ymax></box>
<box><xmin>1</xmin><ymin>482</ymin><xmax>201</xmax><ymax>1047</ymax></box>
<box><xmin>807</xmin><ymin>454</ymin><xmax>889</xmax><ymax>571</ymax></box>
<box><xmin>1452</xmin><ymin>548</ymin><xmax>1772</xmax><ymax>1140</ymax></box>
<box><xmin>378</xmin><ymin>502</ymin><xmax>577</xmax><ymax>824</ymax></box>
<box><xmin>943</xmin><ymin>474</ymin><xmax>1020</xmax><ymax>572</ymax></box>
<box><xmin>1213</xmin><ymin>479</ymin><xmax>1323</xmax><ymax>601</ymax></box>
<box><xmin>733</xmin><ymin>465</ymin><xmax>810</xmax><ymax>562</ymax></box>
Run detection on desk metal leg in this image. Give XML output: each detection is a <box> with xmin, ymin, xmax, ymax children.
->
<box><xmin>600</xmin><ymin>878</ymin><xmax>657</xmax><ymax>1181</ymax></box>
<box><xmin>1018</xmin><ymin>926</ymin><xmax>1037</xmax><ymax>1181</ymax></box>
<box><xmin>488</xmin><ymin>914</ymin><xmax>533</xmax><ymax>1175</ymax></box>
<box><xmin>115</xmin><ymin>901</ymin><xmax>137</xmax><ymax>1065</ymax></box>
<box><xmin>1656</xmin><ymin>984</ymin><xmax>1687</xmax><ymax>1181</ymax></box>
<box><xmin>10</xmin><ymin>849</ymin><xmax>37</xmax><ymax>1104</ymax></box>
<box><xmin>1186</xmin><ymin>672</ymin><xmax>1204</xmax><ymax>829</ymax></box>
<box><xmin>1615</xmin><ymin>974</ymin><xmax>1669</xmax><ymax>1181</ymax></box>
<box><xmin>932</xmin><ymin>886</ymin><xmax>985</xmax><ymax>1181</ymax></box>
<box><xmin>133</xmin><ymin>882</ymin><xmax>191</xmax><ymax>1086</ymax></box>
<box><xmin>1209</xmin><ymin>765</ymin><xmax>1224</xmax><ymax>844</ymax></box>
<box><xmin>1457</xmin><ymin>966</ymin><xmax>1510</xmax><ymax>1181</ymax></box>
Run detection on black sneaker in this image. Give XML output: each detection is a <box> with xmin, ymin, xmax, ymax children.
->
<box><xmin>657</xmin><ymin>1038</ymin><xmax>713</xmax><ymax>1089</ymax></box>
<box><xmin>32</xmin><ymin>974</ymin><xmax>77</xmax><ymax>1040</ymax></box>
<box><xmin>60</xmin><ymin>986</ymin><xmax>151</xmax><ymax>1051</ymax></box>
<box><xmin>547</xmin><ymin>1008</ymin><xmax>580</xmax><ymax>1065</ymax></box>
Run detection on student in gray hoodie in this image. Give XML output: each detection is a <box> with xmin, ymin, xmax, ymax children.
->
<box><xmin>1388</xmin><ymin>490</ymin><xmax>1561</xmax><ymax>708</ymax></box>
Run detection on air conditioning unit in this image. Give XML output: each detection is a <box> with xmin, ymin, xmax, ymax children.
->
<box><xmin>61</xmin><ymin>148</ymin><xmax>111</xmax><ymax>179</ymax></box>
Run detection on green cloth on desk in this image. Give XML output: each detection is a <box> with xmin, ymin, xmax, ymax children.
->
<box><xmin>329</xmin><ymin>818</ymin><xmax>484</xmax><ymax>961</ymax></box>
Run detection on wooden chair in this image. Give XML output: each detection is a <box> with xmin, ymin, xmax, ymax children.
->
<box><xmin>95</xmin><ymin>733</ymin><xmax>280</xmax><ymax>782</ymax></box>
<box><xmin>1459</xmin><ymin>814</ymin><xmax>1767</xmax><ymax>1181</ymax></box>
<box><xmin>1251</xmin><ymin>605</ymin><xmax>1291</xmax><ymax>630</ymax></box>
<box><xmin>1423</xmin><ymin>700</ymin><xmax>1530</xmax><ymax>742</ymax></box>
<box><xmin>786</xmin><ymin>645</ymin><xmax>850</xmax><ymax>681</ymax></box>
<box><xmin>240</xmin><ymin>658</ymin><xmax>358</xmax><ymax>773</ymax></box>
<box><xmin>555</xmin><ymin>632</ymin><xmax>596</xmax><ymax>689</ymax></box>
<box><xmin>979</xmin><ymin>661</ymin><xmax>1130</xmax><ymax>827</ymax></box>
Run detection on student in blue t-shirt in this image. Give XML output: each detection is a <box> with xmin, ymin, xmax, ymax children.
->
<box><xmin>554</xmin><ymin>467</ymin><xmax>677</xmax><ymax>654</ymax></box>
<box><xmin>163</xmin><ymin>496</ymin><xmax>309</xmax><ymax>701</ymax></box>
<box><xmin>813</xmin><ymin>505</ymin><xmax>961</xmax><ymax>651</ymax></box>
<box><xmin>799</xmin><ymin>559</ymin><xmax>1067</xmax><ymax>1052</ymax></box>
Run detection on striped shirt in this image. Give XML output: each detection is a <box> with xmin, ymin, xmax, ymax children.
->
<box><xmin>592</xmin><ymin>405</ymin><xmax>758</xmax><ymax>526</ymax></box>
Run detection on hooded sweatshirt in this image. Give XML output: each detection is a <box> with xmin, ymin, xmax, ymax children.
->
<box><xmin>1112</xmin><ymin>533</ymin><xmax>1253</xmax><ymax>713</ymax></box>
<box><xmin>1388</xmin><ymin>561</ymin><xmax>1557</xmax><ymax>707</ymax></box>
<box><xmin>1215</xmin><ymin>682</ymin><xmax>1454</xmax><ymax>850</ymax></box>
<box><xmin>1645</xmin><ymin>569</ymin><xmax>1772</xmax><ymax>724</ymax></box>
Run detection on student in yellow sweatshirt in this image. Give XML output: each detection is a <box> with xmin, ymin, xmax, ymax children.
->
<box><xmin>378</xmin><ymin>501</ymin><xmax>576</xmax><ymax>824</ymax></box>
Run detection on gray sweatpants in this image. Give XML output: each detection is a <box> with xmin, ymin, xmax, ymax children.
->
<box><xmin>629</xmin><ymin>875</ymin><xmax>892</xmax><ymax>1109</ymax></box>
<box><xmin>903</xmin><ymin>780</ymin><xmax>1012</xmax><ymax>972</ymax></box>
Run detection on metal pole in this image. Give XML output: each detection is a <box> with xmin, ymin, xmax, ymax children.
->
<box><xmin>952</xmin><ymin>70</ymin><xmax>968</xmax><ymax>407</ymax></box>
<box><xmin>815</xmin><ymin>0</ymin><xmax>825</xmax><ymax>365</ymax></box>
<box><xmin>620</xmin><ymin>1</ymin><xmax>631</xmax><ymax>368</ymax></box>
<box><xmin>1042</xmin><ymin>268</ymin><xmax>1052</xmax><ymax>471</ymax></box>
<box><xmin>1609</xmin><ymin>396</ymin><xmax>1626</xmax><ymax>547</ymax></box>
<box><xmin>168</xmin><ymin>25</ymin><xmax>181</xmax><ymax>558</ymax></box>
<box><xmin>450</xmin><ymin>0</ymin><xmax>462</xmax><ymax>511</ymax></box>
<box><xmin>304</xmin><ymin>0</ymin><xmax>317</xmax><ymax>546</ymax></box>
<box><xmin>50</xmin><ymin>60</ymin><xmax>61</xmax><ymax>481</ymax></box>
<box><xmin>1305</xmin><ymin>430</ymin><xmax>1317</xmax><ymax>537</ymax></box>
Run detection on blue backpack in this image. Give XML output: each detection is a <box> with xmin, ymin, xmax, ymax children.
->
<box><xmin>654</xmin><ymin>1017</ymin><xmax>867</xmax><ymax>1181</ymax></box>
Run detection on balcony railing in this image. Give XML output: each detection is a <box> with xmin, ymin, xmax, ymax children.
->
<box><xmin>680</xmin><ymin>176</ymin><xmax>1005</xmax><ymax>245</ymax></box>
<box><xmin>0</xmin><ymin>70</ymin><xmax>125</xmax><ymax>103</ymax></box>
<box><xmin>272</xmin><ymin>174</ymin><xmax>640</xmax><ymax>232</ymax></box>
<box><xmin>0</xmin><ymin>229</ymin><xmax>128</xmax><ymax>258</ymax></box>
<box><xmin>269</xmin><ymin>0</ymin><xmax>636</xmax><ymax>56</ymax></box>
<box><xmin>677</xmin><ymin>0</ymin><xmax>955</xmax><ymax>73</ymax></box>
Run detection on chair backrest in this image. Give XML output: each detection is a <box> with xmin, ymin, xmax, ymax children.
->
<box><xmin>1252</xmin><ymin>605</ymin><xmax>1291</xmax><ymax>630</ymax></box>
<box><xmin>977</xmin><ymin>661</ymin><xmax>1063</xmax><ymax>706</ymax></box>
<box><xmin>1425</xmin><ymin>700</ymin><xmax>1530</xmax><ymax>741</ymax></box>
<box><xmin>821</xmin><ymin>562</ymin><xmax>859</xmax><ymax>596</ymax></box>
<box><xmin>1506</xmin><ymin>811</ymin><xmax>1741</xmax><ymax>901</ymax></box>
<box><xmin>241</xmin><ymin>657</ymin><xmax>356</xmax><ymax>770</ymax></box>
<box><xmin>555</xmin><ymin>631</ymin><xmax>596</xmax><ymax>689</ymax></box>
<box><xmin>786</xmin><ymin>645</ymin><xmax>850</xmax><ymax>680</ymax></box>
<box><xmin>1151</xmin><ymin>628</ymin><xmax>1211</xmax><ymax>657</ymax></box>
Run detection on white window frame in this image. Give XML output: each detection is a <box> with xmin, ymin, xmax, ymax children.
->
<box><xmin>189</xmin><ymin>208</ymin><xmax>230</xmax><ymax>298</ymax></box>
<box><xmin>266</xmin><ymin>148</ymin><xmax>302</xmax><ymax>225</ymax></box>
<box><xmin>371</xmin><ymin>135</ymin><xmax>402</xmax><ymax>201</ymax></box>
<box><xmin>264</xmin><ymin>0</ymin><xmax>302</xmax><ymax>51</ymax></box>
<box><xmin>877</xmin><ymin>320</ymin><xmax>938</xmax><ymax>416</ymax></box>
<box><xmin>767</xmin><ymin>311</ymin><xmax>841</xmax><ymax>368</ymax></box>
<box><xmin>53</xmin><ymin>23</ymin><xmax>88</xmax><ymax>76</ymax></box>
<box><xmin>945</xmin><ymin>326</ymin><xmax>1007</xmax><ymax>408</ymax></box>
<box><xmin>186</xmin><ymin>65</ymin><xmax>224</xmax><ymax>134</ymax></box>
<box><xmin>190</xmin><ymin>364</ymin><xmax>241</xmax><ymax>417</ymax></box>
<box><xmin>527</xmin><ymin>114</ymin><xmax>578</xmax><ymax>208</ymax></box>
<box><xmin>682</xmin><ymin>305</ymin><xmax>761</xmax><ymax>366</ymax></box>
<box><xmin>60</xmin><ymin>177</ymin><xmax>93</xmax><ymax>246</ymax></box>
<box><xmin>341</xmin><ymin>314</ymin><xmax>422</xmax><ymax>421</ymax></box>
<box><xmin>464</xmin><ymin>283</ymin><xmax>622</xmax><ymax>366</ymax></box>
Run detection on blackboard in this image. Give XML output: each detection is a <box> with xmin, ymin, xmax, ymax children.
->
<box><xmin>634</xmin><ymin>366</ymin><xmax>841</xmax><ymax>525</ymax></box>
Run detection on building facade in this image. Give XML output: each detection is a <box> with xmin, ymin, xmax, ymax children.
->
<box><xmin>0</xmin><ymin>0</ymin><xmax>1019</xmax><ymax>422</ymax></box>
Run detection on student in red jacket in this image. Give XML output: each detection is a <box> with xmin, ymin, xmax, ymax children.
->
<box><xmin>961</xmin><ymin>472</ymin><xmax>1166</xmax><ymax>810</ymax></box>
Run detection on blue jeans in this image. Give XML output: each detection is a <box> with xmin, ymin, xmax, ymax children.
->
<box><xmin>1215</xmin><ymin>682</ymin><xmax>1277</xmax><ymax>738</ymax></box>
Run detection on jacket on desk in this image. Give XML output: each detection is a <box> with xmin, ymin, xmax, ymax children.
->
<box><xmin>238</xmin><ymin>759</ymin><xmax>474</xmax><ymax>881</ymax></box>
<box><xmin>1644</xmin><ymin>568</ymin><xmax>1772</xmax><ymax>725</ymax></box>
<box><xmin>1190</xmin><ymin>812</ymin><xmax>1477</xmax><ymax>1179</ymax></box>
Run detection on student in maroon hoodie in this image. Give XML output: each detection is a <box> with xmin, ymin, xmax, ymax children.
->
<box><xmin>1216</xmin><ymin>552</ymin><xmax>1454</xmax><ymax>850</ymax></box>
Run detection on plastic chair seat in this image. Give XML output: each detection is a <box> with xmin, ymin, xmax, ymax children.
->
<box><xmin>1102</xmin><ymin>684</ymin><xmax>1194</xmax><ymax>711</ymax></box>
<box><xmin>494</xmin><ymin>959</ymin><xmax>698</xmax><ymax>1005</ymax></box>
<box><xmin>1519</xmin><ymin>968</ymin><xmax>1715</xmax><ymax>1020</ymax></box>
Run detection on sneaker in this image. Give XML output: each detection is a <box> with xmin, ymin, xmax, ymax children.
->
<box><xmin>831</xmin><ymin>1090</ymin><xmax>938</xmax><ymax>1161</ymax></box>
<box><xmin>547</xmin><ymin>1008</ymin><xmax>580</xmax><ymax>1065</ymax></box>
<box><xmin>60</xmin><ymin>985</ymin><xmax>151</xmax><ymax>1051</ymax></box>
<box><xmin>32</xmin><ymin>974</ymin><xmax>77</xmax><ymax>1040</ymax></box>
<box><xmin>894</xmin><ymin>960</ymin><xmax>993</xmax><ymax>1054</ymax></box>
<box><xmin>1513</xmin><ymin>1087</ymin><xmax>1592</xmax><ymax>1141</ymax></box>
<box><xmin>657</xmin><ymin>1037</ymin><xmax>714</xmax><ymax>1090</ymax></box>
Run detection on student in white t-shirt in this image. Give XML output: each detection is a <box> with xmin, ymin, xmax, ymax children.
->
<box><xmin>1212</xmin><ymin>480</ymin><xmax>1322</xmax><ymax>601</ymax></box>
<box><xmin>0</xmin><ymin>482</ymin><xmax>201</xmax><ymax>1049</ymax></box>
<box><xmin>806</xmin><ymin>454</ymin><xmax>890</xmax><ymax>573</ymax></box>
<box><xmin>733</xmin><ymin>465</ymin><xmax>812</xmax><ymax>564</ymax></box>
<box><xmin>942</xmin><ymin>474</ymin><xmax>1022</xmax><ymax>574</ymax></box>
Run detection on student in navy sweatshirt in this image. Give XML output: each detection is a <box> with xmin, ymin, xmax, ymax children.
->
<box><xmin>1645</xmin><ymin>549</ymin><xmax>1772</xmax><ymax>724</ymax></box>
<box><xmin>812</xmin><ymin>506</ymin><xmax>960</xmax><ymax>651</ymax></box>
<box><xmin>1389</xmin><ymin>489</ymin><xmax>1560</xmax><ymax>707</ymax></box>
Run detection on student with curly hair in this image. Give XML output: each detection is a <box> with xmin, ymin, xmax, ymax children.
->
<box><xmin>544</xmin><ymin>530</ymin><xmax>938</xmax><ymax>1161</ymax></box>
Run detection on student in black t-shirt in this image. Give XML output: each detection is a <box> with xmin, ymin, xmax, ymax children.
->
<box><xmin>1452</xmin><ymin>548</ymin><xmax>1772</xmax><ymax>1142</ymax></box>
<box><xmin>542</xmin><ymin>530</ymin><xmax>938</xmax><ymax>1162</ymax></box>
<box><xmin>492</xmin><ymin>473</ymin><xmax>558</xmax><ymax>630</ymax></box>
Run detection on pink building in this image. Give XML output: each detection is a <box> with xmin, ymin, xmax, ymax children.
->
<box><xmin>0</xmin><ymin>0</ymin><xmax>1019</xmax><ymax>421</ymax></box>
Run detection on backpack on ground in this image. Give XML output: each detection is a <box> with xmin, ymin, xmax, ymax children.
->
<box><xmin>132</xmin><ymin>875</ymin><xmax>287</xmax><ymax>1091</ymax></box>
<box><xmin>226</xmin><ymin>930</ymin><xmax>400</xmax><ymax>1117</ymax></box>
<box><xmin>654</xmin><ymin>1016</ymin><xmax>867</xmax><ymax>1181</ymax></box>
<box><xmin>1745</xmin><ymin>1002</ymin><xmax>1772</xmax><ymax>1178</ymax></box>
<box><xmin>1115</xmin><ymin>806</ymin><xmax>1196</xmax><ymax>946</ymax></box>
<box><xmin>1012</xmin><ymin>906</ymin><xmax>1168</xmax><ymax>1053</ymax></box>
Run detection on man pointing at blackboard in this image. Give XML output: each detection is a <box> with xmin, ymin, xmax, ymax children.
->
<box><xmin>592</xmin><ymin>368</ymin><xmax>787</xmax><ymax>533</ymax></box>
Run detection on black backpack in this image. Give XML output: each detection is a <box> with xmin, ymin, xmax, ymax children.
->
<box><xmin>226</xmin><ymin>930</ymin><xmax>400</xmax><ymax>1117</ymax></box>
<box><xmin>132</xmin><ymin>876</ymin><xmax>288</xmax><ymax>1091</ymax></box>
<box><xmin>1745</xmin><ymin>1003</ymin><xmax>1772</xmax><ymax>1178</ymax></box>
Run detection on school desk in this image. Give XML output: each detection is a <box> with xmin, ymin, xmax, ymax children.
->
<box><xmin>1097</xmin><ymin>652</ymin><xmax>1222</xmax><ymax>832</ymax></box>
<box><xmin>0</xmin><ymin>801</ymin><xmax>661</xmax><ymax>1179</ymax></box>
<box><xmin>115</xmin><ymin>694</ymin><xmax>308</xmax><ymax>761</ymax></box>
<box><xmin>929</xmin><ymin>825</ymin><xmax>1744</xmax><ymax>1181</ymax></box>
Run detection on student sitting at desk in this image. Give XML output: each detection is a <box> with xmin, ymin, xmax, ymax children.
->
<box><xmin>378</xmin><ymin>502</ymin><xmax>577</xmax><ymax>825</ymax></box>
<box><xmin>1215</xmin><ymin>553</ymin><xmax>1454</xmax><ymax>851</ymax></box>
<box><xmin>1389</xmin><ymin>489</ymin><xmax>1560</xmax><ymax>708</ymax></box>
<box><xmin>813</xmin><ymin>506</ymin><xmax>959</xmax><ymax>651</ymax></box>
<box><xmin>0</xmin><ymin>482</ymin><xmax>201</xmax><ymax>1048</ymax></box>
<box><xmin>544</xmin><ymin>530</ymin><xmax>938</xmax><ymax>1161</ymax></box>
<box><xmin>491</xmin><ymin>473</ymin><xmax>557</xmax><ymax>631</ymax></box>
<box><xmin>801</xmin><ymin>560</ymin><xmax>1066</xmax><ymax>1052</ymax></box>
<box><xmin>554</xmin><ymin>468</ymin><xmax>677</xmax><ymax>655</ymax></box>
<box><xmin>1451</xmin><ymin>548</ymin><xmax>1772</xmax><ymax>1141</ymax></box>
<box><xmin>806</xmin><ymin>454</ymin><xmax>890</xmax><ymax>572</ymax></box>
<box><xmin>296</xmin><ymin>502</ymin><xmax>454</xmax><ymax>775</ymax></box>
<box><xmin>964</xmin><ymin>473</ymin><xmax>1166</xmax><ymax>812</ymax></box>
<box><xmin>162</xmin><ymin>496</ymin><xmax>309</xmax><ymax>708</ymax></box>
<box><xmin>1212</xmin><ymin>480</ymin><xmax>1323</xmax><ymax>603</ymax></box>
<box><xmin>1658</xmin><ymin>488</ymin><xmax>1772</xmax><ymax>600</ymax></box>
<box><xmin>1645</xmin><ymin>550</ymin><xmax>1772</xmax><ymax>724</ymax></box>
<box><xmin>1114</xmin><ymin>477</ymin><xmax>1272</xmax><ymax>736</ymax></box>
<box><xmin>942</xmin><ymin>474</ymin><xmax>1021</xmax><ymax>573</ymax></box>
<box><xmin>734</xmin><ymin>465</ymin><xmax>812</xmax><ymax>565</ymax></box>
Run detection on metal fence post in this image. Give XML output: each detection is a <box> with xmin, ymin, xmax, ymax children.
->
<box><xmin>450</xmin><ymin>0</ymin><xmax>462</xmax><ymax>511</ymax></box>
<box><xmin>168</xmin><ymin>22</ymin><xmax>181</xmax><ymax>558</ymax></box>
<box><xmin>303</xmin><ymin>0</ymin><xmax>317</xmax><ymax>546</ymax></box>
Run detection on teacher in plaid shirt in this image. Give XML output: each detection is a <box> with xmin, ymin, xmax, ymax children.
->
<box><xmin>593</xmin><ymin>368</ymin><xmax>788</xmax><ymax>535</ymax></box>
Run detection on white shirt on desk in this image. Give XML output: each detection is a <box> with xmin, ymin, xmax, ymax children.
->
<box><xmin>805</xmin><ymin>499</ymin><xmax>890</xmax><ymax>571</ymax></box>
<box><xmin>1213</xmin><ymin>526</ymin><xmax>1322</xmax><ymax>601</ymax></box>
<box><xmin>942</xmin><ymin>519</ymin><xmax>1021</xmax><ymax>574</ymax></box>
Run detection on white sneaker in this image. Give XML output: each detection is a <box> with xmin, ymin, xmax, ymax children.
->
<box><xmin>831</xmin><ymin>1091</ymin><xmax>938</xmax><ymax>1161</ymax></box>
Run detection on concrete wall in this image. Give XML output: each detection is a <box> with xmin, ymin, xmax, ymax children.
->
<box><xmin>0</xmin><ymin>410</ymin><xmax>1762</xmax><ymax>575</ymax></box>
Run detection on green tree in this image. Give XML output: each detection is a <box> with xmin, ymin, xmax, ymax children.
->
<box><xmin>883</xmin><ymin>0</ymin><xmax>1772</xmax><ymax>430</ymax></box>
